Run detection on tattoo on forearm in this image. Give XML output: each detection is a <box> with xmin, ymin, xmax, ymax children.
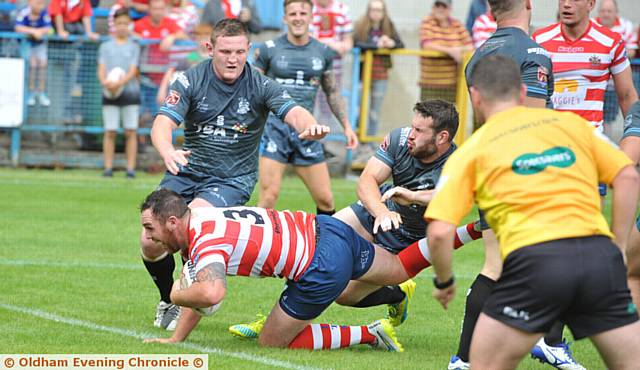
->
<box><xmin>321</xmin><ymin>71</ymin><xmax>348</xmax><ymax>125</ymax></box>
<box><xmin>196</xmin><ymin>262</ymin><xmax>227</xmax><ymax>288</ymax></box>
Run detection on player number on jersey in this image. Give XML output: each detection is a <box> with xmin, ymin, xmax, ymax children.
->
<box><xmin>223</xmin><ymin>209</ymin><xmax>265</xmax><ymax>224</ymax></box>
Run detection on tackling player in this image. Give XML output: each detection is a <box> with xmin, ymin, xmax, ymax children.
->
<box><xmin>228</xmin><ymin>100</ymin><xmax>483</xmax><ymax>339</ymax></box>
<box><xmin>254</xmin><ymin>0</ymin><xmax>358</xmax><ymax>216</ymax></box>
<box><xmin>142</xmin><ymin>18</ymin><xmax>329</xmax><ymax>331</ymax></box>
<box><xmin>427</xmin><ymin>53</ymin><xmax>640</xmax><ymax>370</ymax></box>
<box><xmin>140</xmin><ymin>189</ymin><xmax>446</xmax><ymax>350</ymax></box>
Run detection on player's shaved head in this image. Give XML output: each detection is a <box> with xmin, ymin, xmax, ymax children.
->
<box><xmin>211</xmin><ymin>18</ymin><xmax>250</xmax><ymax>46</ymax></box>
<box><xmin>140</xmin><ymin>189</ymin><xmax>189</xmax><ymax>223</ymax></box>
<box><xmin>488</xmin><ymin>0</ymin><xmax>524</xmax><ymax>19</ymax></box>
<box><xmin>469</xmin><ymin>55</ymin><xmax>521</xmax><ymax>102</ymax></box>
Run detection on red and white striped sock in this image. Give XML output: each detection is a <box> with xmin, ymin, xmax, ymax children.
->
<box><xmin>398</xmin><ymin>221</ymin><xmax>482</xmax><ymax>277</ymax></box>
<box><xmin>288</xmin><ymin>324</ymin><xmax>376</xmax><ymax>350</ymax></box>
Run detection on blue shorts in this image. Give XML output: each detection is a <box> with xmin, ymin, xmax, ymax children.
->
<box><xmin>349</xmin><ymin>184</ymin><xmax>423</xmax><ymax>254</ymax></box>
<box><xmin>260</xmin><ymin>114</ymin><xmax>325</xmax><ymax>166</ymax></box>
<box><xmin>158</xmin><ymin>166</ymin><xmax>254</xmax><ymax>207</ymax></box>
<box><xmin>599</xmin><ymin>183</ymin><xmax>607</xmax><ymax>197</ymax></box>
<box><xmin>278</xmin><ymin>215</ymin><xmax>376</xmax><ymax>320</ymax></box>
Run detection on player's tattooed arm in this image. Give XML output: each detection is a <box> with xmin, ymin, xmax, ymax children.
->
<box><xmin>196</xmin><ymin>262</ymin><xmax>227</xmax><ymax>288</ymax></box>
<box><xmin>321</xmin><ymin>70</ymin><xmax>348</xmax><ymax>125</ymax></box>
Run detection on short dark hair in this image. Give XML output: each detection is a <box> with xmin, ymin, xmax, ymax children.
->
<box><xmin>283</xmin><ymin>0</ymin><xmax>313</xmax><ymax>9</ymax></box>
<box><xmin>413</xmin><ymin>99</ymin><xmax>459</xmax><ymax>142</ymax></box>
<box><xmin>113</xmin><ymin>7</ymin><xmax>131</xmax><ymax>20</ymax></box>
<box><xmin>211</xmin><ymin>18</ymin><xmax>249</xmax><ymax>45</ymax></box>
<box><xmin>488</xmin><ymin>0</ymin><xmax>522</xmax><ymax>18</ymax></box>
<box><xmin>140</xmin><ymin>189</ymin><xmax>188</xmax><ymax>223</ymax></box>
<box><xmin>468</xmin><ymin>54</ymin><xmax>522</xmax><ymax>101</ymax></box>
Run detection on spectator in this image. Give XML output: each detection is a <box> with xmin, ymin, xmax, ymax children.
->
<box><xmin>596</xmin><ymin>0</ymin><xmax>638</xmax><ymax>130</ymax></box>
<box><xmin>464</xmin><ymin>0</ymin><xmax>487</xmax><ymax>34</ymax></box>
<box><xmin>310</xmin><ymin>0</ymin><xmax>353</xmax><ymax>135</ymax></box>
<box><xmin>167</xmin><ymin>0</ymin><xmax>198</xmax><ymax>36</ymax></box>
<box><xmin>98</xmin><ymin>8</ymin><xmax>141</xmax><ymax>179</ymax></box>
<box><xmin>133</xmin><ymin>0</ymin><xmax>186</xmax><ymax>127</ymax></box>
<box><xmin>108</xmin><ymin>0</ymin><xmax>149</xmax><ymax>33</ymax></box>
<box><xmin>353</xmin><ymin>0</ymin><xmax>403</xmax><ymax>151</ymax></box>
<box><xmin>419</xmin><ymin>0</ymin><xmax>472</xmax><ymax>103</ymax></box>
<box><xmin>471</xmin><ymin>7</ymin><xmax>496</xmax><ymax>49</ymax></box>
<box><xmin>156</xmin><ymin>23</ymin><xmax>211</xmax><ymax>105</ymax></box>
<box><xmin>201</xmin><ymin>0</ymin><xmax>261</xmax><ymax>34</ymax></box>
<box><xmin>48</xmin><ymin>0</ymin><xmax>99</xmax><ymax>125</ymax></box>
<box><xmin>0</xmin><ymin>0</ymin><xmax>17</xmax><ymax>32</ymax></box>
<box><xmin>48</xmin><ymin>0</ymin><xmax>98</xmax><ymax>40</ymax></box>
<box><xmin>14</xmin><ymin>0</ymin><xmax>52</xmax><ymax>107</ymax></box>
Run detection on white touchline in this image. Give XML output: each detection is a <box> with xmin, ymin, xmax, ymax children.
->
<box><xmin>0</xmin><ymin>303</ymin><xmax>326</xmax><ymax>370</ymax></box>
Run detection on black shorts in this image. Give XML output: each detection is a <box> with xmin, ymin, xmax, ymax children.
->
<box><xmin>483</xmin><ymin>236</ymin><xmax>638</xmax><ymax>340</ymax></box>
<box><xmin>260</xmin><ymin>115</ymin><xmax>325</xmax><ymax>166</ymax></box>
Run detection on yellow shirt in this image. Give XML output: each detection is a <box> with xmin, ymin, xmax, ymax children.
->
<box><xmin>424</xmin><ymin>106</ymin><xmax>632</xmax><ymax>259</ymax></box>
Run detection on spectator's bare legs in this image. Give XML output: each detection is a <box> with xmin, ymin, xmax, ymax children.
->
<box><xmin>37</xmin><ymin>58</ymin><xmax>47</xmax><ymax>96</ymax></box>
<box><xmin>103</xmin><ymin>130</ymin><xmax>117</xmax><ymax>172</ymax></box>
<box><xmin>28</xmin><ymin>57</ymin><xmax>37</xmax><ymax>96</ymax></box>
<box><xmin>258</xmin><ymin>157</ymin><xmax>288</xmax><ymax>209</ymax></box>
<box><xmin>124</xmin><ymin>129</ymin><xmax>138</xmax><ymax>173</ymax></box>
<box><xmin>294</xmin><ymin>162</ymin><xmax>335</xmax><ymax>214</ymax></box>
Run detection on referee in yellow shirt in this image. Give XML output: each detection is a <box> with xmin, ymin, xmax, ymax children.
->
<box><xmin>425</xmin><ymin>55</ymin><xmax>640</xmax><ymax>369</ymax></box>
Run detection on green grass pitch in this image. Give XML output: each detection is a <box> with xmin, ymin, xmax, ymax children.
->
<box><xmin>0</xmin><ymin>168</ymin><xmax>609</xmax><ymax>369</ymax></box>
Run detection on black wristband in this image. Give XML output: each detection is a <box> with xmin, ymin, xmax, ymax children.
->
<box><xmin>433</xmin><ymin>275</ymin><xmax>455</xmax><ymax>289</ymax></box>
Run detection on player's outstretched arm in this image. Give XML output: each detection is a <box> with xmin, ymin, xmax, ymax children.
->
<box><xmin>151</xmin><ymin>115</ymin><xmax>190</xmax><ymax>175</ymax></box>
<box><xmin>320</xmin><ymin>70</ymin><xmax>358</xmax><ymax>149</ymax></box>
<box><xmin>381</xmin><ymin>186</ymin><xmax>435</xmax><ymax>206</ymax></box>
<box><xmin>283</xmin><ymin>106</ymin><xmax>330</xmax><ymax>140</ymax></box>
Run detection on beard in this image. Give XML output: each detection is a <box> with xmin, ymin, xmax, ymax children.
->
<box><xmin>410</xmin><ymin>136</ymin><xmax>438</xmax><ymax>160</ymax></box>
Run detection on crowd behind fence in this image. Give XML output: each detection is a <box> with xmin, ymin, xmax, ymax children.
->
<box><xmin>3</xmin><ymin>31</ymin><xmax>640</xmax><ymax>167</ymax></box>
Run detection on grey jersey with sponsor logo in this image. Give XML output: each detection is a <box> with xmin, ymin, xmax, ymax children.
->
<box><xmin>465</xmin><ymin>27</ymin><xmax>554</xmax><ymax>108</ymax></box>
<box><xmin>158</xmin><ymin>60</ymin><xmax>298</xmax><ymax>178</ymax></box>
<box><xmin>253</xmin><ymin>35</ymin><xmax>337</xmax><ymax>112</ymax></box>
<box><xmin>374</xmin><ymin>127</ymin><xmax>456</xmax><ymax>238</ymax></box>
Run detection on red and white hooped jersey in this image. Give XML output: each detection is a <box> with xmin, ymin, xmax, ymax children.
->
<box><xmin>188</xmin><ymin>207</ymin><xmax>316</xmax><ymax>281</ymax></box>
<box><xmin>533</xmin><ymin>20</ymin><xmax>630</xmax><ymax>130</ymax></box>
<box><xmin>471</xmin><ymin>12</ymin><xmax>497</xmax><ymax>49</ymax></box>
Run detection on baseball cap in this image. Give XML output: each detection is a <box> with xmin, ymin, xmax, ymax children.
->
<box><xmin>435</xmin><ymin>0</ymin><xmax>452</xmax><ymax>6</ymax></box>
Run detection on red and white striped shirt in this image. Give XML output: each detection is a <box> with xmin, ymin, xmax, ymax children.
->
<box><xmin>533</xmin><ymin>21</ymin><xmax>630</xmax><ymax>130</ymax></box>
<box><xmin>310</xmin><ymin>0</ymin><xmax>352</xmax><ymax>42</ymax></box>
<box><xmin>188</xmin><ymin>207</ymin><xmax>317</xmax><ymax>281</ymax></box>
<box><xmin>471</xmin><ymin>12</ymin><xmax>497</xmax><ymax>49</ymax></box>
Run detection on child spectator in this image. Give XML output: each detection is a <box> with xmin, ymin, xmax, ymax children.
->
<box><xmin>353</xmin><ymin>0</ymin><xmax>403</xmax><ymax>151</ymax></box>
<box><xmin>15</xmin><ymin>0</ymin><xmax>52</xmax><ymax>107</ymax></box>
<box><xmin>98</xmin><ymin>8</ymin><xmax>141</xmax><ymax>178</ymax></box>
<box><xmin>133</xmin><ymin>0</ymin><xmax>186</xmax><ymax>127</ymax></box>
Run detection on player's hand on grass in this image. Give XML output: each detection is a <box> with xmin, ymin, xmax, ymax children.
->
<box><xmin>344</xmin><ymin>126</ymin><xmax>359</xmax><ymax>149</ymax></box>
<box><xmin>433</xmin><ymin>284</ymin><xmax>456</xmax><ymax>310</ymax></box>
<box><xmin>373</xmin><ymin>210</ymin><xmax>402</xmax><ymax>234</ymax></box>
<box><xmin>298</xmin><ymin>124</ymin><xmax>330</xmax><ymax>141</ymax></box>
<box><xmin>143</xmin><ymin>337</ymin><xmax>179</xmax><ymax>344</ymax></box>
<box><xmin>162</xmin><ymin>149</ymin><xmax>191</xmax><ymax>175</ymax></box>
